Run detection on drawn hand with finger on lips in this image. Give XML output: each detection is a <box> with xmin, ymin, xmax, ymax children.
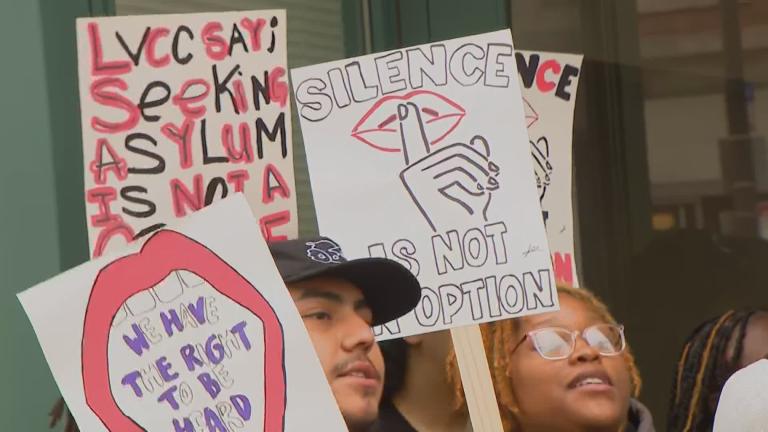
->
<box><xmin>351</xmin><ymin>90</ymin><xmax>501</xmax><ymax>232</ymax></box>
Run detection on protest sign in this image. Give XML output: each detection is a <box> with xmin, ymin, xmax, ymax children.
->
<box><xmin>713</xmin><ymin>359</ymin><xmax>768</xmax><ymax>431</ymax></box>
<box><xmin>77</xmin><ymin>10</ymin><xmax>296</xmax><ymax>258</ymax></box>
<box><xmin>18</xmin><ymin>196</ymin><xmax>347</xmax><ymax>432</ymax></box>
<box><xmin>517</xmin><ymin>50</ymin><xmax>583</xmax><ymax>287</ymax></box>
<box><xmin>292</xmin><ymin>30</ymin><xmax>557</xmax><ymax>340</ymax></box>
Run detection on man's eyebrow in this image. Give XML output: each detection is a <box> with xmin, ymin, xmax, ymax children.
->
<box><xmin>296</xmin><ymin>289</ymin><xmax>344</xmax><ymax>303</ymax></box>
<box><xmin>353</xmin><ymin>298</ymin><xmax>370</xmax><ymax>311</ymax></box>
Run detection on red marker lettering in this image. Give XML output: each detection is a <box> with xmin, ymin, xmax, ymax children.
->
<box><xmin>260</xmin><ymin>211</ymin><xmax>290</xmax><ymax>242</ymax></box>
<box><xmin>170</xmin><ymin>175</ymin><xmax>204</xmax><ymax>217</ymax></box>
<box><xmin>88</xmin><ymin>22</ymin><xmax>132</xmax><ymax>76</ymax></box>
<box><xmin>146</xmin><ymin>27</ymin><xmax>171</xmax><ymax>68</ymax></box>
<box><xmin>89</xmin><ymin>138</ymin><xmax>128</xmax><ymax>185</ymax></box>
<box><xmin>262</xmin><ymin>164</ymin><xmax>290</xmax><ymax>204</ymax></box>
<box><xmin>90</xmin><ymin>77</ymin><xmax>140</xmax><ymax>133</ymax></box>
<box><xmin>201</xmin><ymin>22</ymin><xmax>228</xmax><ymax>61</ymax></box>
<box><xmin>269</xmin><ymin>67</ymin><xmax>288</xmax><ymax>108</ymax></box>
<box><xmin>240</xmin><ymin>18</ymin><xmax>267</xmax><ymax>52</ymax></box>
<box><xmin>536</xmin><ymin>60</ymin><xmax>561</xmax><ymax>93</ymax></box>
<box><xmin>226</xmin><ymin>169</ymin><xmax>250</xmax><ymax>193</ymax></box>
<box><xmin>161</xmin><ymin>119</ymin><xmax>195</xmax><ymax>169</ymax></box>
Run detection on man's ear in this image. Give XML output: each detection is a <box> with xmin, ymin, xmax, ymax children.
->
<box><xmin>404</xmin><ymin>335</ymin><xmax>423</xmax><ymax>346</ymax></box>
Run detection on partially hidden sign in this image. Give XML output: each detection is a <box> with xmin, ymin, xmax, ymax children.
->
<box><xmin>292</xmin><ymin>30</ymin><xmax>558</xmax><ymax>340</ymax></box>
<box><xmin>517</xmin><ymin>50</ymin><xmax>583</xmax><ymax>287</ymax></box>
<box><xmin>18</xmin><ymin>196</ymin><xmax>347</xmax><ymax>431</ymax></box>
<box><xmin>77</xmin><ymin>10</ymin><xmax>297</xmax><ymax>258</ymax></box>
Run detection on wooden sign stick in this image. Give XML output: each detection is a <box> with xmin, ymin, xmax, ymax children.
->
<box><xmin>451</xmin><ymin>324</ymin><xmax>504</xmax><ymax>432</ymax></box>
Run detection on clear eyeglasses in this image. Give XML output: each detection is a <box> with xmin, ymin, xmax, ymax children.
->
<box><xmin>510</xmin><ymin>323</ymin><xmax>626</xmax><ymax>360</ymax></box>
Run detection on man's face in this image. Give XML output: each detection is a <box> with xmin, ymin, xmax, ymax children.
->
<box><xmin>288</xmin><ymin>276</ymin><xmax>384</xmax><ymax>431</ymax></box>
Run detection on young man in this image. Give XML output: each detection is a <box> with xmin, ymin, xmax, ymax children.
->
<box><xmin>51</xmin><ymin>236</ymin><xmax>421</xmax><ymax>432</ymax></box>
<box><xmin>268</xmin><ymin>237</ymin><xmax>422</xmax><ymax>432</ymax></box>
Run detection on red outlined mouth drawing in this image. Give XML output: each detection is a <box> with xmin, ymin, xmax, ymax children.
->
<box><xmin>523</xmin><ymin>97</ymin><xmax>539</xmax><ymax>128</ymax></box>
<box><xmin>351</xmin><ymin>90</ymin><xmax>465</xmax><ymax>152</ymax></box>
<box><xmin>81</xmin><ymin>230</ymin><xmax>286</xmax><ymax>432</ymax></box>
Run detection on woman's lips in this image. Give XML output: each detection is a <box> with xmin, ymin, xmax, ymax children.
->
<box><xmin>523</xmin><ymin>97</ymin><xmax>539</xmax><ymax>128</ymax></box>
<box><xmin>81</xmin><ymin>230</ymin><xmax>287</xmax><ymax>432</ymax></box>
<box><xmin>567</xmin><ymin>369</ymin><xmax>614</xmax><ymax>390</ymax></box>
<box><xmin>351</xmin><ymin>90</ymin><xmax>466</xmax><ymax>152</ymax></box>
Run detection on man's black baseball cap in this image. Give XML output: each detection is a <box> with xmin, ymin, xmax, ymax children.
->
<box><xmin>268</xmin><ymin>237</ymin><xmax>421</xmax><ymax>326</ymax></box>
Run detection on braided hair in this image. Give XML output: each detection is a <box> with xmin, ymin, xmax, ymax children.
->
<box><xmin>49</xmin><ymin>397</ymin><xmax>78</xmax><ymax>432</ymax></box>
<box><xmin>667</xmin><ymin>308</ymin><xmax>764</xmax><ymax>432</ymax></box>
<box><xmin>449</xmin><ymin>285</ymin><xmax>642</xmax><ymax>432</ymax></box>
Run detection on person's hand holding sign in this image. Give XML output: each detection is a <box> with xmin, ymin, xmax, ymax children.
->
<box><xmin>397</xmin><ymin>102</ymin><xmax>500</xmax><ymax>232</ymax></box>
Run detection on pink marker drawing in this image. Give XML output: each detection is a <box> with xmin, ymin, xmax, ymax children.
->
<box><xmin>351</xmin><ymin>89</ymin><xmax>465</xmax><ymax>153</ymax></box>
<box><xmin>81</xmin><ymin>230</ymin><xmax>286</xmax><ymax>432</ymax></box>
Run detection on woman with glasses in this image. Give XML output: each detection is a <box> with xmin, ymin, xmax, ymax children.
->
<box><xmin>453</xmin><ymin>285</ymin><xmax>655</xmax><ymax>432</ymax></box>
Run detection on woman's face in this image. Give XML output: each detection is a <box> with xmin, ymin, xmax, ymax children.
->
<box><xmin>505</xmin><ymin>295</ymin><xmax>632</xmax><ymax>432</ymax></box>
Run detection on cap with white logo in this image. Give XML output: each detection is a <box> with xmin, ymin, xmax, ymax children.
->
<box><xmin>268</xmin><ymin>237</ymin><xmax>422</xmax><ymax>326</ymax></box>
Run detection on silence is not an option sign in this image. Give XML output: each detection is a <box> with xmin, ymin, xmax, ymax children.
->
<box><xmin>76</xmin><ymin>10</ymin><xmax>297</xmax><ymax>257</ymax></box>
<box><xmin>292</xmin><ymin>30</ymin><xmax>558</xmax><ymax>340</ymax></box>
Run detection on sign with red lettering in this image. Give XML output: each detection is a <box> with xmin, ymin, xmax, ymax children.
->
<box><xmin>18</xmin><ymin>196</ymin><xmax>347</xmax><ymax>432</ymax></box>
<box><xmin>516</xmin><ymin>50</ymin><xmax>583</xmax><ymax>287</ymax></box>
<box><xmin>76</xmin><ymin>10</ymin><xmax>296</xmax><ymax>257</ymax></box>
<box><xmin>292</xmin><ymin>30</ymin><xmax>558</xmax><ymax>340</ymax></box>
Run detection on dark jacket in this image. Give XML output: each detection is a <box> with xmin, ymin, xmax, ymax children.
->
<box><xmin>627</xmin><ymin>399</ymin><xmax>656</xmax><ymax>432</ymax></box>
<box><xmin>373</xmin><ymin>397</ymin><xmax>655</xmax><ymax>432</ymax></box>
<box><xmin>371</xmin><ymin>398</ymin><xmax>416</xmax><ymax>432</ymax></box>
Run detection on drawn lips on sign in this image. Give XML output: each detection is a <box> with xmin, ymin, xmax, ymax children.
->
<box><xmin>81</xmin><ymin>230</ymin><xmax>286</xmax><ymax>432</ymax></box>
<box><xmin>351</xmin><ymin>90</ymin><xmax>465</xmax><ymax>152</ymax></box>
<box><xmin>523</xmin><ymin>97</ymin><xmax>539</xmax><ymax>128</ymax></box>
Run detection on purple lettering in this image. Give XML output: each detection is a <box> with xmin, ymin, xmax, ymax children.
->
<box><xmin>187</xmin><ymin>296</ymin><xmax>207</xmax><ymax>324</ymax></box>
<box><xmin>180</xmin><ymin>344</ymin><xmax>204</xmax><ymax>372</ymax></box>
<box><xmin>197</xmin><ymin>372</ymin><xmax>222</xmax><ymax>399</ymax></box>
<box><xmin>204</xmin><ymin>334</ymin><xmax>225</xmax><ymax>365</ymax></box>
<box><xmin>173</xmin><ymin>417</ymin><xmax>195</xmax><ymax>432</ymax></box>
<box><xmin>158</xmin><ymin>385</ymin><xmax>180</xmax><ymax>410</ymax></box>
<box><xmin>123</xmin><ymin>323</ymin><xmax>150</xmax><ymax>356</ymax></box>
<box><xmin>121</xmin><ymin>370</ymin><xmax>144</xmax><ymax>397</ymax></box>
<box><xmin>161</xmin><ymin>309</ymin><xmax>184</xmax><ymax>336</ymax></box>
<box><xmin>230</xmin><ymin>321</ymin><xmax>252</xmax><ymax>350</ymax></box>
<box><xmin>231</xmin><ymin>394</ymin><xmax>252</xmax><ymax>421</ymax></box>
<box><xmin>156</xmin><ymin>356</ymin><xmax>179</xmax><ymax>382</ymax></box>
<box><xmin>204</xmin><ymin>407</ymin><xmax>227</xmax><ymax>432</ymax></box>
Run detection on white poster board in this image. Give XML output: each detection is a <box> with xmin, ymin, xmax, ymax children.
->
<box><xmin>713</xmin><ymin>359</ymin><xmax>768</xmax><ymax>431</ymax></box>
<box><xmin>292</xmin><ymin>30</ymin><xmax>557</xmax><ymax>340</ymax></box>
<box><xmin>18</xmin><ymin>196</ymin><xmax>347</xmax><ymax>432</ymax></box>
<box><xmin>77</xmin><ymin>10</ymin><xmax>297</xmax><ymax>258</ymax></box>
<box><xmin>517</xmin><ymin>50</ymin><xmax>583</xmax><ymax>287</ymax></box>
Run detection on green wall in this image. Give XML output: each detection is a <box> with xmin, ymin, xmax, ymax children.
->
<box><xmin>0</xmin><ymin>0</ymin><xmax>62</xmax><ymax>426</ymax></box>
<box><xmin>0</xmin><ymin>0</ymin><xmax>107</xmax><ymax>429</ymax></box>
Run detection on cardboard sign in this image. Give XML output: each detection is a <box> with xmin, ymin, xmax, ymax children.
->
<box><xmin>713</xmin><ymin>359</ymin><xmax>768</xmax><ymax>431</ymax></box>
<box><xmin>77</xmin><ymin>10</ymin><xmax>297</xmax><ymax>258</ymax></box>
<box><xmin>517</xmin><ymin>50</ymin><xmax>583</xmax><ymax>287</ymax></box>
<box><xmin>292</xmin><ymin>30</ymin><xmax>557</xmax><ymax>340</ymax></box>
<box><xmin>18</xmin><ymin>196</ymin><xmax>347</xmax><ymax>432</ymax></box>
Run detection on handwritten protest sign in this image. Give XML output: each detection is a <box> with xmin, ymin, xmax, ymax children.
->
<box><xmin>77</xmin><ymin>10</ymin><xmax>296</xmax><ymax>258</ymax></box>
<box><xmin>292</xmin><ymin>30</ymin><xmax>557</xmax><ymax>340</ymax></box>
<box><xmin>517</xmin><ymin>50</ymin><xmax>583</xmax><ymax>287</ymax></box>
<box><xmin>18</xmin><ymin>196</ymin><xmax>347</xmax><ymax>431</ymax></box>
